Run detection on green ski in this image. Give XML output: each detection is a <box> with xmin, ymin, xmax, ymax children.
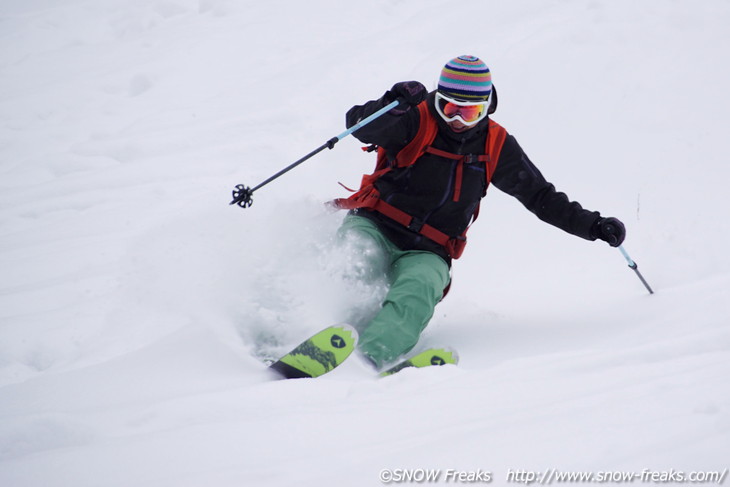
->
<box><xmin>380</xmin><ymin>347</ymin><xmax>459</xmax><ymax>377</ymax></box>
<box><xmin>269</xmin><ymin>324</ymin><xmax>358</xmax><ymax>379</ymax></box>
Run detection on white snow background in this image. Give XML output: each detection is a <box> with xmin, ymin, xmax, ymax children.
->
<box><xmin>1</xmin><ymin>0</ymin><xmax>729</xmax><ymax>486</ymax></box>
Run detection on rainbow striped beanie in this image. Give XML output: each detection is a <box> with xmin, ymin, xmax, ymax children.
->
<box><xmin>438</xmin><ymin>55</ymin><xmax>492</xmax><ymax>101</ymax></box>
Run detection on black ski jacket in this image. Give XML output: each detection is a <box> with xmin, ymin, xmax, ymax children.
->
<box><xmin>345</xmin><ymin>90</ymin><xmax>602</xmax><ymax>264</ymax></box>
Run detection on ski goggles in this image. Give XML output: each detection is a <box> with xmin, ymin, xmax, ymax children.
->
<box><xmin>434</xmin><ymin>92</ymin><xmax>490</xmax><ymax>126</ymax></box>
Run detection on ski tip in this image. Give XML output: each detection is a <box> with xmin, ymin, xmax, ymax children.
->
<box><xmin>379</xmin><ymin>346</ymin><xmax>459</xmax><ymax>377</ymax></box>
<box><xmin>336</xmin><ymin>323</ymin><xmax>359</xmax><ymax>339</ymax></box>
<box><xmin>331</xmin><ymin>323</ymin><xmax>359</xmax><ymax>347</ymax></box>
<box><xmin>441</xmin><ymin>346</ymin><xmax>459</xmax><ymax>365</ymax></box>
<box><xmin>268</xmin><ymin>323</ymin><xmax>360</xmax><ymax>380</ymax></box>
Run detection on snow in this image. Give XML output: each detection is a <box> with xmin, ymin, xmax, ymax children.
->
<box><xmin>1</xmin><ymin>0</ymin><xmax>729</xmax><ymax>485</ymax></box>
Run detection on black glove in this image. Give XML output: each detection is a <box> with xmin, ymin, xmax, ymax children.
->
<box><xmin>388</xmin><ymin>81</ymin><xmax>427</xmax><ymax>106</ymax></box>
<box><xmin>592</xmin><ymin>217</ymin><xmax>626</xmax><ymax>247</ymax></box>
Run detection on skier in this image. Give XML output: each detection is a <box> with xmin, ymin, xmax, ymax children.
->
<box><xmin>332</xmin><ymin>55</ymin><xmax>626</xmax><ymax>370</ymax></box>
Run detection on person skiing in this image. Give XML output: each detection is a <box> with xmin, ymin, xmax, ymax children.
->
<box><xmin>333</xmin><ymin>55</ymin><xmax>625</xmax><ymax>370</ymax></box>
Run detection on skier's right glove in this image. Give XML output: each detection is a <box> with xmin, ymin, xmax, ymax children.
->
<box><xmin>388</xmin><ymin>81</ymin><xmax>427</xmax><ymax>106</ymax></box>
<box><xmin>592</xmin><ymin>217</ymin><xmax>626</xmax><ymax>247</ymax></box>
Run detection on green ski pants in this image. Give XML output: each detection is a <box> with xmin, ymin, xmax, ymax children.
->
<box><xmin>337</xmin><ymin>214</ymin><xmax>450</xmax><ymax>368</ymax></box>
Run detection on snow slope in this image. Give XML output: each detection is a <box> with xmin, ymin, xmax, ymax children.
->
<box><xmin>1</xmin><ymin>0</ymin><xmax>729</xmax><ymax>486</ymax></box>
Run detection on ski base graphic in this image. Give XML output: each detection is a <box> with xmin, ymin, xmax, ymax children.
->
<box><xmin>269</xmin><ymin>324</ymin><xmax>358</xmax><ymax>379</ymax></box>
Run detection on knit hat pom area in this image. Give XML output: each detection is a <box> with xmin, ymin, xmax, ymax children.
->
<box><xmin>438</xmin><ymin>55</ymin><xmax>492</xmax><ymax>102</ymax></box>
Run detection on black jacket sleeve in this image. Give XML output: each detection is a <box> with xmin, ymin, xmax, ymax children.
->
<box><xmin>345</xmin><ymin>90</ymin><xmax>421</xmax><ymax>153</ymax></box>
<box><xmin>491</xmin><ymin>135</ymin><xmax>601</xmax><ymax>240</ymax></box>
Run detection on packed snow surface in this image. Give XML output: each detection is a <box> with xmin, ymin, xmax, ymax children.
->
<box><xmin>1</xmin><ymin>1</ymin><xmax>729</xmax><ymax>486</ymax></box>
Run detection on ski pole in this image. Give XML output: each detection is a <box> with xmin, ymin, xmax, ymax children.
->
<box><xmin>230</xmin><ymin>99</ymin><xmax>401</xmax><ymax>208</ymax></box>
<box><xmin>618</xmin><ymin>245</ymin><xmax>654</xmax><ymax>294</ymax></box>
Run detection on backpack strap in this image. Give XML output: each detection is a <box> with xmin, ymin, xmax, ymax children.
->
<box><xmin>485</xmin><ymin>119</ymin><xmax>507</xmax><ymax>185</ymax></box>
<box><xmin>392</xmin><ymin>101</ymin><xmax>438</xmax><ymax>167</ymax></box>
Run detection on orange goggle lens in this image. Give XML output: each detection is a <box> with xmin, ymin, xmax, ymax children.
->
<box><xmin>441</xmin><ymin>102</ymin><xmax>485</xmax><ymax>122</ymax></box>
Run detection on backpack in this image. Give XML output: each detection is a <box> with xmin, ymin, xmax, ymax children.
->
<box><xmin>333</xmin><ymin>100</ymin><xmax>507</xmax><ymax>259</ymax></box>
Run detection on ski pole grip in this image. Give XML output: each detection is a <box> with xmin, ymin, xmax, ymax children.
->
<box><xmin>333</xmin><ymin>99</ymin><xmax>401</xmax><ymax>143</ymax></box>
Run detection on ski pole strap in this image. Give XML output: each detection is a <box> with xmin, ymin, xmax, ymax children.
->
<box><xmin>618</xmin><ymin>245</ymin><xmax>654</xmax><ymax>294</ymax></box>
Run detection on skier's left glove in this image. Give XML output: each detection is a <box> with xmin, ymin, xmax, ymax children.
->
<box><xmin>592</xmin><ymin>217</ymin><xmax>626</xmax><ymax>247</ymax></box>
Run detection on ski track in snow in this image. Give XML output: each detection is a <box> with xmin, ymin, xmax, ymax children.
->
<box><xmin>1</xmin><ymin>1</ymin><xmax>729</xmax><ymax>486</ymax></box>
